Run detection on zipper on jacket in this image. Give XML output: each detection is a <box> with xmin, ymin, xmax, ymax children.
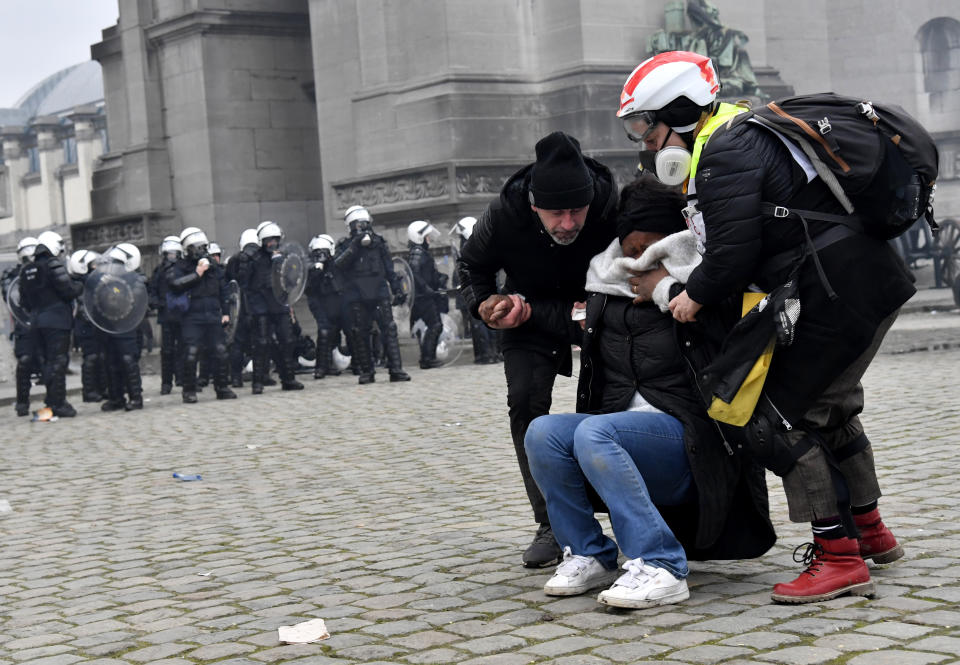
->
<box><xmin>679</xmin><ymin>345</ymin><xmax>735</xmax><ymax>456</ymax></box>
<box><xmin>765</xmin><ymin>394</ymin><xmax>793</xmax><ymax>431</ymax></box>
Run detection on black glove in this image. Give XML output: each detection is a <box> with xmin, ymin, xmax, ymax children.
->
<box><xmin>438</xmin><ymin>273</ymin><xmax>449</xmax><ymax>289</ymax></box>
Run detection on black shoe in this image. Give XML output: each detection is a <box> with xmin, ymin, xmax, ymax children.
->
<box><xmin>101</xmin><ymin>399</ymin><xmax>127</xmax><ymax>412</ymax></box>
<box><xmin>52</xmin><ymin>402</ymin><xmax>77</xmax><ymax>418</ymax></box>
<box><xmin>419</xmin><ymin>359</ymin><xmax>444</xmax><ymax>369</ymax></box>
<box><xmin>182</xmin><ymin>391</ymin><xmax>198</xmax><ymax>404</ymax></box>
<box><xmin>327</xmin><ymin>368</ymin><xmax>341</xmax><ymax>376</ymax></box>
<box><xmin>124</xmin><ymin>397</ymin><xmax>143</xmax><ymax>411</ymax></box>
<box><xmin>282</xmin><ymin>380</ymin><xmax>304</xmax><ymax>391</ymax></box>
<box><xmin>358</xmin><ymin>373</ymin><xmax>375</xmax><ymax>385</ymax></box>
<box><xmin>160</xmin><ymin>383</ymin><xmax>172</xmax><ymax>395</ymax></box>
<box><xmin>83</xmin><ymin>392</ymin><xmax>103</xmax><ymax>402</ymax></box>
<box><xmin>523</xmin><ymin>524</ymin><xmax>562</xmax><ymax>568</ymax></box>
<box><xmin>263</xmin><ymin>377</ymin><xmax>277</xmax><ymax>387</ymax></box>
<box><xmin>216</xmin><ymin>388</ymin><xmax>238</xmax><ymax>400</ymax></box>
<box><xmin>197</xmin><ymin>379</ymin><xmax>209</xmax><ymax>388</ymax></box>
<box><xmin>475</xmin><ymin>356</ymin><xmax>498</xmax><ymax>365</ymax></box>
<box><xmin>231</xmin><ymin>377</ymin><xmax>244</xmax><ymax>388</ymax></box>
<box><xmin>251</xmin><ymin>384</ymin><xmax>263</xmax><ymax>395</ymax></box>
<box><xmin>313</xmin><ymin>370</ymin><xmax>325</xmax><ymax>380</ymax></box>
<box><xmin>389</xmin><ymin>370</ymin><xmax>411</xmax><ymax>382</ymax></box>
<box><xmin>15</xmin><ymin>402</ymin><xmax>29</xmax><ymax>417</ymax></box>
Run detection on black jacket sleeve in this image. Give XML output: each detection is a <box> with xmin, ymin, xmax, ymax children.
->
<box><xmin>455</xmin><ymin>207</ymin><xmax>500</xmax><ymax>318</ymax></box>
<box><xmin>50</xmin><ymin>257</ymin><xmax>83</xmax><ymax>301</ymax></box>
<box><xmin>168</xmin><ymin>263</ymin><xmax>200</xmax><ymax>293</ymax></box>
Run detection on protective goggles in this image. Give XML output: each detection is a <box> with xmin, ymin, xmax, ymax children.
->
<box><xmin>622</xmin><ymin>111</ymin><xmax>659</xmax><ymax>143</ymax></box>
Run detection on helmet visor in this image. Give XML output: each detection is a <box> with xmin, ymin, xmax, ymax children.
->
<box><xmin>622</xmin><ymin>111</ymin><xmax>659</xmax><ymax>143</ymax></box>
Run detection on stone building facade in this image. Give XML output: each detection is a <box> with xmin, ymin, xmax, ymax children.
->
<box><xmin>3</xmin><ymin>0</ymin><xmax>958</xmax><ymax>263</ymax></box>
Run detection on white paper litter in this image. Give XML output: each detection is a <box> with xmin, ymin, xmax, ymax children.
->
<box><xmin>278</xmin><ymin>618</ymin><xmax>330</xmax><ymax>644</ymax></box>
<box><xmin>0</xmin><ymin>499</ymin><xmax>11</xmax><ymax>513</ymax></box>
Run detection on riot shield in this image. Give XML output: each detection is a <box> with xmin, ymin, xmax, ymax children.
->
<box><xmin>4</xmin><ymin>276</ymin><xmax>31</xmax><ymax>329</ymax></box>
<box><xmin>83</xmin><ymin>263</ymin><xmax>148</xmax><ymax>334</ymax></box>
<box><xmin>271</xmin><ymin>242</ymin><xmax>308</xmax><ymax>305</ymax></box>
<box><xmin>223</xmin><ymin>279</ymin><xmax>241</xmax><ymax>344</ymax></box>
<box><xmin>391</xmin><ymin>256</ymin><xmax>416</xmax><ymax>331</ymax></box>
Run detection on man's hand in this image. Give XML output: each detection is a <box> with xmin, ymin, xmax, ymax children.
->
<box><xmin>196</xmin><ymin>258</ymin><xmax>209</xmax><ymax>276</ymax></box>
<box><xmin>628</xmin><ymin>265</ymin><xmax>669</xmax><ymax>303</ymax></box>
<box><xmin>571</xmin><ymin>301</ymin><xmax>586</xmax><ymax>330</ymax></box>
<box><xmin>479</xmin><ymin>294</ymin><xmax>531</xmax><ymax>329</ymax></box>
<box><xmin>221</xmin><ymin>314</ymin><xmax>229</xmax><ymax>325</ymax></box>
<box><xmin>668</xmin><ymin>289</ymin><xmax>703</xmax><ymax>323</ymax></box>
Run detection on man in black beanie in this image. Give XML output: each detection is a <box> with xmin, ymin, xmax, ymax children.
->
<box><xmin>457</xmin><ymin>131</ymin><xmax>619</xmax><ymax>568</ymax></box>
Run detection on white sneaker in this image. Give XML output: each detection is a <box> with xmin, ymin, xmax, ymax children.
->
<box><xmin>543</xmin><ymin>547</ymin><xmax>618</xmax><ymax>596</ymax></box>
<box><xmin>597</xmin><ymin>558</ymin><xmax>690</xmax><ymax>609</ymax></box>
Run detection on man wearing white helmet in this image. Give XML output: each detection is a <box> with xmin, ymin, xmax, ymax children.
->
<box><xmin>236</xmin><ymin>221</ymin><xmax>304</xmax><ymax>393</ymax></box>
<box><xmin>456</xmin><ymin>131</ymin><xmax>619</xmax><ymax>568</ymax></box>
<box><xmin>166</xmin><ymin>227</ymin><xmax>237</xmax><ymax>402</ymax></box>
<box><xmin>149</xmin><ymin>236</ymin><xmax>184</xmax><ymax>394</ymax></box>
<box><xmin>406</xmin><ymin>220</ymin><xmax>446</xmax><ymax>369</ymax></box>
<box><xmin>334</xmin><ymin>206</ymin><xmax>411</xmax><ymax>384</ymax></box>
<box><xmin>18</xmin><ymin>231</ymin><xmax>83</xmax><ymax>417</ymax></box>
<box><xmin>223</xmin><ymin>229</ymin><xmax>259</xmax><ymax>388</ymax></box>
<box><xmin>1</xmin><ymin>237</ymin><xmax>40</xmax><ymax>415</ymax></box>
<box><xmin>451</xmin><ymin>218</ymin><xmax>499</xmax><ymax>365</ymax></box>
<box><xmin>67</xmin><ymin>249</ymin><xmax>108</xmax><ymax>404</ymax></box>
<box><xmin>305</xmin><ymin>234</ymin><xmax>342</xmax><ymax>379</ymax></box>
<box><xmin>97</xmin><ymin>243</ymin><xmax>148</xmax><ymax>411</ymax></box>
<box><xmin>617</xmin><ymin>51</ymin><xmax>914</xmax><ymax>603</ymax></box>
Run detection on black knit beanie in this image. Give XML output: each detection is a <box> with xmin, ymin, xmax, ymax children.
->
<box><xmin>616</xmin><ymin>172</ymin><xmax>688</xmax><ymax>242</ymax></box>
<box><xmin>528</xmin><ymin>132</ymin><xmax>595</xmax><ymax>209</ymax></box>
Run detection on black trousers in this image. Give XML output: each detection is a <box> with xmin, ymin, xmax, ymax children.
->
<box><xmin>503</xmin><ymin>347</ymin><xmax>564</xmax><ymax>525</ymax></box>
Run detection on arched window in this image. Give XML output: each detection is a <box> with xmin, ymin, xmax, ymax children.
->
<box><xmin>918</xmin><ymin>17</ymin><xmax>960</xmax><ymax>112</ymax></box>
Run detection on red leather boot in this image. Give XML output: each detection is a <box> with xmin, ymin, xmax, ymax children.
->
<box><xmin>771</xmin><ymin>536</ymin><xmax>874</xmax><ymax>604</ymax></box>
<box><xmin>855</xmin><ymin>508</ymin><xmax>904</xmax><ymax>564</ymax></box>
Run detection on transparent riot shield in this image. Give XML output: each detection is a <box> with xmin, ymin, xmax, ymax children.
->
<box><xmin>271</xmin><ymin>241</ymin><xmax>308</xmax><ymax>305</ymax></box>
<box><xmin>82</xmin><ymin>263</ymin><xmax>148</xmax><ymax>334</ymax></box>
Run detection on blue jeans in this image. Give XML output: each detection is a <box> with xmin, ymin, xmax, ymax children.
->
<box><xmin>525</xmin><ymin>411</ymin><xmax>694</xmax><ymax>578</ymax></box>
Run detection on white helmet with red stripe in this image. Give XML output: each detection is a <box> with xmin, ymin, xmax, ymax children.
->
<box><xmin>618</xmin><ymin>51</ymin><xmax>719</xmax><ymax>118</ymax></box>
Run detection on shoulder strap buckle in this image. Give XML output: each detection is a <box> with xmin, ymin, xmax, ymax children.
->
<box><xmin>773</xmin><ymin>206</ymin><xmax>791</xmax><ymax>218</ymax></box>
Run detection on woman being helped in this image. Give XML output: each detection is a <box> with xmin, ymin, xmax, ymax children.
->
<box><xmin>525</xmin><ymin>174</ymin><xmax>774</xmax><ymax>609</ymax></box>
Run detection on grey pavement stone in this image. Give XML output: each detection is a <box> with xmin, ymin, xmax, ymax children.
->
<box><xmin>591</xmin><ymin>641</ymin><xmax>672</xmax><ymax>662</ymax></box>
<box><xmin>669</xmin><ymin>645</ymin><xmax>754</xmax><ymax>663</ymax></box>
<box><xmin>400</xmin><ymin>647</ymin><xmax>466</xmax><ymax>664</ymax></box>
<box><xmin>755</xmin><ymin>646</ymin><xmax>844</xmax><ymax>664</ymax></box>
<box><xmin>845</xmin><ymin>651</ymin><xmax>950</xmax><ymax>665</ymax></box>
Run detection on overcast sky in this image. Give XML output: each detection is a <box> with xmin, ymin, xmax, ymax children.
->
<box><xmin>0</xmin><ymin>0</ymin><xmax>119</xmax><ymax>108</ymax></box>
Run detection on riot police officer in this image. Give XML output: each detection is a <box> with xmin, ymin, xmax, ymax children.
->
<box><xmin>2</xmin><ymin>236</ymin><xmax>39</xmax><ymax>416</ymax></box>
<box><xmin>167</xmin><ymin>227</ymin><xmax>237</xmax><ymax>403</ymax></box>
<box><xmin>67</xmin><ymin>249</ymin><xmax>106</xmax><ymax>403</ymax></box>
<box><xmin>150</xmin><ymin>236</ymin><xmax>184</xmax><ymax>394</ymax></box>
<box><xmin>236</xmin><ymin>221</ymin><xmax>304</xmax><ymax>393</ymax></box>
<box><xmin>18</xmin><ymin>231</ymin><xmax>83</xmax><ymax>417</ymax></box>
<box><xmin>334</xmin><ymin>206</ymin><xmax>411</xmax><ymax>384</ymax></box>
<box><xmin>97</xmin><ymin>243</ymin><xmax>147</xmax><ymax>412</ymax></box>
<box><xmin>305</xmin><ymin>234</ymin><xmax>342</xmax><ymax>379</ymax></box>
<box><xmin>225</xmin><ymin>229</ymin><xmax>257</xmax><ymax>387</ymax></box>
<box><xmin>406</xmin><ymin>221</ymin><xmax>447</xmax><ymax>369</ymax></box>
<box><xmin>452</xmin><ymin>217</ymin><xmax>500</xmax><ymax>365</ymax></box>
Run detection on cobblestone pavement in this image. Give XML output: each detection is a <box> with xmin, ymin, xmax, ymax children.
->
<box><xmin>2</xmin><ymin>347</ymin><xmax>960</xmax><ymax>665</ymax></box>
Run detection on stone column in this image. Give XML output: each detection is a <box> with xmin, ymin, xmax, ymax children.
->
<box><xmin>68</xmin><ymin>105</ymin><xmax>103</xmax><ymax>222</ymax></box>
<box><xmin>31</xmin><ymin>116</ymin><xmax>65</xmax><ymax>230</ymax></box>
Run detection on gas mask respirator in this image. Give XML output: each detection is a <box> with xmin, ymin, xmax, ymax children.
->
<box><xmin>653</xmin><ymin>146</ymin><xmax>692</xmax><ymax>187</ymax></box>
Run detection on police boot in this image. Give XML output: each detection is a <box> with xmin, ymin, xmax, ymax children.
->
<box><xmin>197</xmin><ymin>349</ymin><xmax>210</xmax><ymax>388</ymax></box>
<box><xmin>213</xmin><ymin>353</ymin><xmax>237</xmax><ymax>400</ymax></box>
<box><xmin>251</xmin><ymin>349</ymin><xmax>267</xmax><ymax>394</ymax></box>
<box><xmin>182</xmin><ymin>348</ymin><xmax>199</xmax><ymax>403</ymax></box>
<box><xmin>419</xmin><ymin>326</ymin><xmax>444</xmax><ymax>369</ymax></box>
<box><xmin>352</xmin><ymin>334</ymin><xmax>375</xmax><ymax>384</ymax></box>
<box><xmin>160</xmin><ymin>343</ymin><xmax>175</xmax><ymax>394</ymax></box>
<box><xmin>314</xmin><ymin>330</ymin><xmax>330</xmax><ymax>379</ymax></box>
<box><xmin>855</xmin><ymin>508</ymin><xmax>904</xmax><ymax>564</ymax></box>
<box><xmin>15</xmin><ymin>361</ymin><xmax>31</xmax><ymax>416</ymax></box>
<box><xmin>279</xmin><ymin>346</ymin><xmax>304</xmax><ymax>391</ymax></box>
<box><xmin>771</xmin><ymin>536</ymin><xmax>874</xmax><ymax>604</ymax></box>
<box><xmin>122</xmin><ymin>356</ymin><xmax>143</xmax><ymax>410</ymax></box>
<box><xmin>81</xmin><ymin>354</ymin><xmax>103</xmax><ymax>402</ymax></box>
<box><xmin>383</xmin><ymin>324</ymin><xmax>411</xmax><ymax>382</ymax></box>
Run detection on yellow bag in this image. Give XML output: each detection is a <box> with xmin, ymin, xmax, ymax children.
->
<box><xmin>706</xmin><ymin>293</ymin><xmax>775</xmax><ymax>427</ymax></box>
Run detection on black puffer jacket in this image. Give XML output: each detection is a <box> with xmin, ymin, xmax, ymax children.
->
<box><xmin>576</xmin><ymin>293</ymin><xmax>776</xmax><ymax>560</ymax></box>
<box><xmin>167</xmin><ymin>258</ymin><xmax>229</xmax><ymax>324</ymax></box>
<box><xmin>237</xmin><ymin>248</ymin><xmax>287</xmax><ymax>315</ymax></box>
<box><xmin>334</xmin><ymin>232</ymin><xmax>398</xmax><ymax>302</ymax></box>
<box><xmin>687</xmin><ymin>119</ymin><xmax>916</xmax><ymax>422</ymax></box>
<box><xmin>456</xmin><ymin>158</ymin><xmax>618</xmax><ymax>374</ymax></box>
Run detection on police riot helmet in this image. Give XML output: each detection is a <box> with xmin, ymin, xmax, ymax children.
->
<box><xmin>68</xmin><ymin>249</ymin><xmax>100</xmax><ymax>276</ymax></box>
<box><xmin>308</xmin><ymin>234</ymin><xmax>336</xmax><ymax>254</ymax></box>
<box><xmin>16</xmin><ymin>236</ymin><xmax>38</xmax><ymax>263</ymax></box>
<box><xmin>208</xmin><ymin>242</ymin><xmax>222</xmax><ymax>257</ymax></box>
<box><xmin>256</xmin><ymin>221</ymin><xmax>283</xmax><ymax>246</ymax></box>
<box><xmin>452</xmin><ymin>216</ymin><xmax>477</xmax><ymax>240</ymax></box>
<box><xmin>344</xmin><ymin>205</ymin><xmax>372</xmax><ymax>231</ymax></box>
<box><xmin>407</xmin><ymin>220</ymin><xmax>439</xmax><ymax>245</ymax></box>
<box><xmin>36</xmin><ymin>231</ymin><xmax>64</xmax><ymax>256</ymax></box>
<box><xmin>238</xmin><ymin>228</ymin><xmax>259</xmax><ymax>250</ymax></box>
<box><xmin>105</xmin><ymin>243</ymin><xmax>141</xmax><ymax>272</ymax></box>
<box><xmin>159</xmin><ymin>236</ymin><xmax>182</xmax><ymax>258</ymax></box>
<box><xmin>179</xmin><ymin>227</ymin><xmax>209</xmax><ymax>259</ymax></box>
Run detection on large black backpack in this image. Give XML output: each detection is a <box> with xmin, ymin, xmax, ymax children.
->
<box><xmin>749</xmin><ymin>93</ymin><xmax>939</xmax><ymax>240</ymax></box>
